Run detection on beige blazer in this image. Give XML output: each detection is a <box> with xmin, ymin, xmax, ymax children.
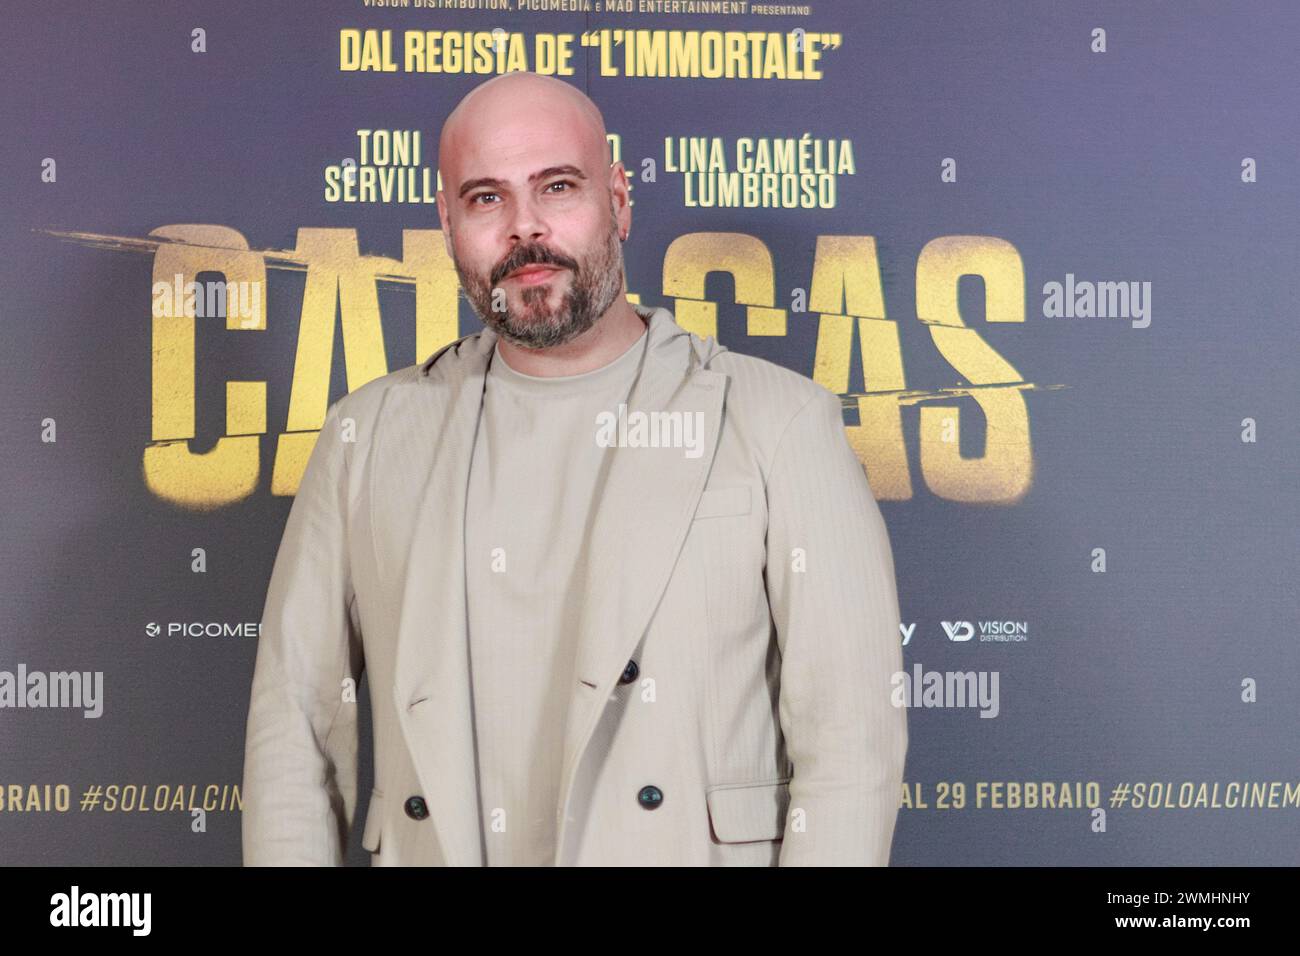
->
<box><xmin>242</xmin><ymin>306</ymin><xmax>907</xmax><ymax>866</ymax></box>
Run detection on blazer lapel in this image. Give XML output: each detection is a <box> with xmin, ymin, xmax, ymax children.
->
<box><xmin>386</xmin><ymin>329</ymin><xmax>495</xmax><ymax>867</ymax></box>
<box><xmin>555</xmin><ymin>315</ymin><xmax>726</xmax><ymax>860</ymax></box>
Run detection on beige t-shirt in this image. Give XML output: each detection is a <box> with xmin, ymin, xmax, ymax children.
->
<box><xmin>464</xmin><ymin>322</ymin><xmax>649</xmax><ymax>866</ymax></box>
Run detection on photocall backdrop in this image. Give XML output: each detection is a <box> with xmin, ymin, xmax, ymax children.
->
<box><xmin>1</xmin><ymin>0</ymin><xmax>1296</xmax><ymax>866</ymax></box>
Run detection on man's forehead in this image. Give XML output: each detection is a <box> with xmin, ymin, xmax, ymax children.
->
<box><xmin>445</xmin><ymin>129</ymin><xmax>603</xmax><ymax>192</ymax></box>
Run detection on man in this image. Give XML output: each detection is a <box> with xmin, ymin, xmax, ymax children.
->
<box><xmin>242</xmin><ymin>71</ymin><xmax>907</xmax><ymax>866</ymax></box>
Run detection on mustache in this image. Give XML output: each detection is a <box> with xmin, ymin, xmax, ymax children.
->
<box><xmin>492</xmin><ymin>243</ymin><xmax>579</xmax><ymax>285</ymax></box>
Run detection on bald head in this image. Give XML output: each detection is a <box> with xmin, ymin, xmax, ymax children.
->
<box><xmin>438</xmin><ymin>72</ymin><xmax>612</xmax><ymax>198</ymax></box>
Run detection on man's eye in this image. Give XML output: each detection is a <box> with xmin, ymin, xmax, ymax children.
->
<box><xmin>472</xmin><ymin>192</ymin><xmax>498</xmax><ymax>205</ymax></box>
<box><xmin>546</xmin><ymin>180</ymin><xmax>573</xmax><ymax>193</ymax></box>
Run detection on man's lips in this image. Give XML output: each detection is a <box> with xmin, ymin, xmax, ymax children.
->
<box><xmin>505</xmin><ymin>264</ymin><xmax>565</xmax><ymax>285</ymax></box>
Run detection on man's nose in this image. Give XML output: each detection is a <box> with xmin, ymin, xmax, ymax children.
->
<box><xmin>507</xmin><ymin>191</ymin><xmax>550</xmax><ymax>244</ymax></box>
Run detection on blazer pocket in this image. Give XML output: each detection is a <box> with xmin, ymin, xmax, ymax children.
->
<box><xmin>360</xmin><ymin>788</ymin><xmax>384</xmax><ymax>853</ymax></box>
<box><xmin>693</xmin><ymin>485</ymin><xmax>751</xmax><ymax>520</ymax></box>
<box><xmin>705</xmin><ymin>777</ymin><xmax>791</xmax><ymax>843</ymax></box>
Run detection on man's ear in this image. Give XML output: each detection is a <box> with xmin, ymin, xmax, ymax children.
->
<box><xmin>609</xmin><ymin>161</ymin><xmax>632</xmax><ymax>240</ymax></box>
<box><xmin>436</xmin><ymin>190</ymin><xmax>454</xmax><ymax>259</ymax></box>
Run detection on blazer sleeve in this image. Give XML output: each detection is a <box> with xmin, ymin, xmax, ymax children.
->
<box><xmin>764</xmin><ymin>387</ymin><xmax>908</xmax><ymax>866</ymax></box>
<box><xmin>242</xmin><ymin>399</ymin><xmax>365</xmax><ymax>866</ymax></box>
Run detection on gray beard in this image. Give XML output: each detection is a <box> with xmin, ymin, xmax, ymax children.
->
<box><xmin>457</xmin><ymin>218</ymin><xmax>625</xmax><ymax>350</ymax></box>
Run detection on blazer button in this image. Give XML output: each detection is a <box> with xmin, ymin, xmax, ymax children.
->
<box><xmin>637</xmin><ymin>785</ymin><xmax>663</xmax><ymax>810</ymax></box>
<box><xmin>619</xmin><ymin>659</ymin><xmax>639</xmax><ymax>685</ymax></box>
<box><xmin>404</xmin><ymin>796</ymin><xmax>429</xmax><ymax>820</ymax></box>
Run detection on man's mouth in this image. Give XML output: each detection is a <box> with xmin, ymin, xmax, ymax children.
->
<box><xmin>505</xmin><ymin>264</ymin><xmax>565</xmax><ymax>285</ymax></box>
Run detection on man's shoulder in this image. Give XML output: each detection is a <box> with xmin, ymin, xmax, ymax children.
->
<box><xmin>707</xmin><ymin>347</ymin><xmax>841</xmax><ymax>431</ymax></box>
<box><xmin>328</xmin><ymin>363</ymin><xmax>418</xmax><ymax>424</ymax></box>
<box><xmin>330</xmin><ymin>330</ymin><xmax>488</xmax><ymax>420</ymax></box>
<box><xmin>704</xmin><ymin>346</ymin><xmax>851</xmax><ymax>477</ymax></box>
